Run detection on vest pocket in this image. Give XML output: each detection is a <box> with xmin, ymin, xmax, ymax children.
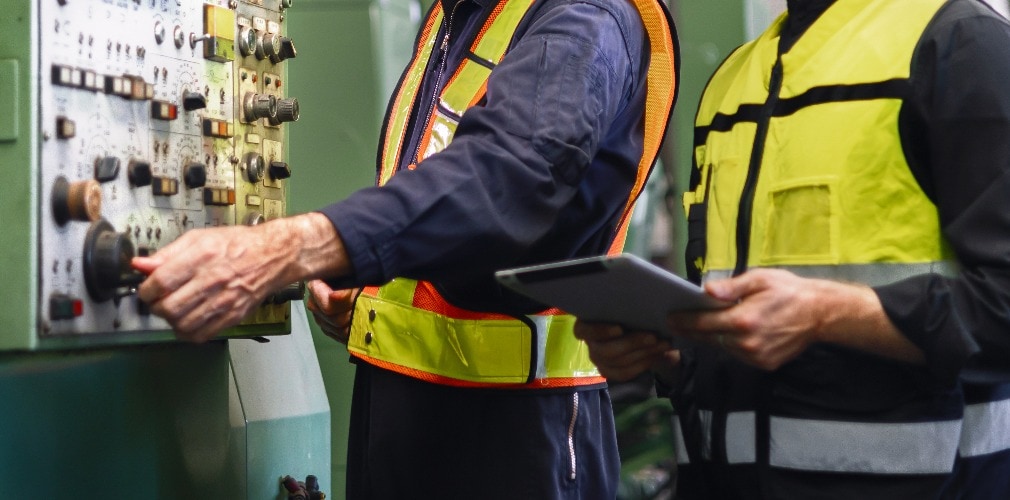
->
<box><xmin>761</xmin><ymin>177</ymin><xmax>837</xmax><ymax>265</ymax></box>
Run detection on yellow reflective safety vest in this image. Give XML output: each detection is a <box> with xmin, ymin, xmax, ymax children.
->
<box><xmin>677</xmin><ymin>0</ymin><xmax>968</xmax><ymax>483</ymax></box>
<box><xmin>348</xmin><ymin>0</ymin><xmax>678</xmax><ymax>388</ymax></box>
<box><xmin>684</xmin><ymin>0</ymin><xmax>955</xmax><ymax>284</ymax></box>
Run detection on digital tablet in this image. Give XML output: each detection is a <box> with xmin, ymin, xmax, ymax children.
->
<box><xmin>495</xmin><ymin>253</ymin><xmax>731</xmax><ymax>338</ymax></box>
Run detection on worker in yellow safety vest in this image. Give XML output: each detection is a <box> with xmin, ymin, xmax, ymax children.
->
<box><xmin>574</xmin><ymin>0</ymin><xmax>1010</xmax><ymax>498</ymax></box>
<box><xmin>132</xmin><ymin>0</ymin><xmax>679</xmax><ymax>497</ymax></box>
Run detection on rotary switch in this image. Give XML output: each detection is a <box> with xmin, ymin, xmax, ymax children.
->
<box><xmin>184</xmin><ymin>163</ymin><xmax>207</xmax><ymax>188</ymax></box>
<box><xmin>182</xmin><ymin>91</ymin><xmax>208</xmax><ymax>111</ymax></box>
<box><xmin>268</xmin><ymin>161</ymin><xmax>291</xmax><ymax>180</ymax></box>
<box><xmin>128</xmin><ymin>160</ymin><xmax>153</xmax><ymax>187</ymax></box>
<box><xmin>259</xmin><ymin>34</ymin><xmax>297</xmax><ymax>64</ymax></box>
<box><xmin>243</xmin><ymin>93</ymin><xmax>277</xmax><ymax>123</ymax></box>
<box><xmin>82</xmin><ymin>219</ymin><xmax>143</xmax><ymax>302</ymax></box>
<box><xmin>269</xmin><ymin>98</ymin><xmax>300</xmax><ymax>125</ymax></box>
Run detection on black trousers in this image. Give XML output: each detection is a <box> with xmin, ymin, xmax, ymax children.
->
<box><xmin>346</xmin><ymin>362</ymin><xmax>621</xmax><ymax>499</ymax></box>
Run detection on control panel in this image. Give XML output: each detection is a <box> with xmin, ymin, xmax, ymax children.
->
<box><xmin>24</xmin><ymin>0</ymin><xmax>300</xmax><ymax>347</ymax></box>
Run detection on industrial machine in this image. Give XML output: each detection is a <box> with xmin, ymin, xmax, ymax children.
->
<box><xmin>0</xmin><ymin>2</ymin><xmax>330</xmax><ymax>498</ymax></box>
<box><xmin>3</xmin><ymin>0</ymin><xmax>301</xmax><ymax>350</ymax></box>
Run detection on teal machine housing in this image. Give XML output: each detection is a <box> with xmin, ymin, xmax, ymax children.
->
<box><xmin>0</xmin><ymin>1</ymin><xmax>329</xmax><ymax>497</ymax></box>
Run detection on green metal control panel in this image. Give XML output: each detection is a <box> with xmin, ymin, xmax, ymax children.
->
<box><xmin>0</xmin><ymin>0</ymin><xmax>301</xmax><ymax>350</ymax></box>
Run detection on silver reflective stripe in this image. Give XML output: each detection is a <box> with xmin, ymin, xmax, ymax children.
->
<box><xmin>526</xmin><ymin>315</ymin><xmax>550</xmax><ymax>380</ymax></box>
<box><xmin>673</xmin><ymin>417</ymin><xmax>690</xmax><ymax>465</ymax></box>
<box><xmin>699</xmin><ymin>409</ymin><xmax>713</xmax><ymax>460</ymax></box>
<box><xmin>960</xmin><ymin>399</ymin><xmax>1010</xmax><ymax>458</ymax></box>
<box><xmin>704</xmin><ymin>261</ymin><xmax>959</xmax><ymax>287</ymax></box>
<box><xmin>726</xmin><ymin>411</ymin><xmax>756</xmax><ymax>464</ymax></box>
<box><xmin>768</xmin><ymin>416</ymin><xmax>961</xmax><ymax>474</ymax></box>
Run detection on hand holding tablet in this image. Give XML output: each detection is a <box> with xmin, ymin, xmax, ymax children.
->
<box><xmin>495</xmin><ymin>253</ymin><xmax>732</xmax><ymax>338</ymax></box>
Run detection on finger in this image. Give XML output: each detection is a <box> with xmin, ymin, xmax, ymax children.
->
<box><xmin>327</xmin><ymin>288</ymin><xmax>357</xmax><ymax>316</ymax></box>
<box><xmin>705</xmin><ymin>271</ymin><xmax>773</xmax><ymax>302</ymax></box>
<box><xmin>594</xmin><ymin>348</ymin><xmax>670</xmax><ymax>382</ymax></box>
<box><xmin>171</xmin><ymin>284</ymin><xmax>259</xmax><ymax>342</ymax></box>
<box><xmin>306</xmin><ymin>280</ymin><xmax>336</xmax><ymax>313</ymax></box>
<box><xmin>585</xmin><ymin>332</ymin><xmax>666</xmax><ymax>368</ymax></box>
<box><xmin>574</xmin><ymin>321</ymin><xmax>625</xmax><ymax>342</ymax></box>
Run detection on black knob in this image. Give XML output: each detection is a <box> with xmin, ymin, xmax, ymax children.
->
<box><xmin>83</xmin><ymin>219</ymin><xmax>138</xmax><ymax>302</ymax></box>
<box><xmin>184</xmin><ymin>163</ymin><xmax>207</xmax><ymax>188</ymax></box>
<box><xmin>94</xmin><ymin>156</ymin><xmax>121</xmax><ymax>183</ymax></box>
<box><xmin>277</xmin><ymin>37</ymin><xmax>297</xmax><ymax>62</ymax></box>
<box><xmin>182</xmin><ymin>91</ymin><xmax>208</xmax><ymax>111</ymax></box>
<box><xmin>128</xmin><ymin>160</ymin><xmax>153</xmax><ymax>187</ymax></box>
<box><xmin>268</xmin><ymin>161</ymin><xmax>291</xmax><ymax>180</ymax></box>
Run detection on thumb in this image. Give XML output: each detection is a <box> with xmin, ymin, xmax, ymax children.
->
<box><xmin>705</xmin><ymin>273</ymin><xmax>766</xmax><ymax>301</ymax></box>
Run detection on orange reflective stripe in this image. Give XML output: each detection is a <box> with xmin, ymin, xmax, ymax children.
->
<box><xmin>408</xmin><ymin>280</ymin><xmax>566</xmax><ymax>318</ymax></box>
<box><xmin>379</xmin><ymin>3</ymin><xmax>443</xmax><ymax>186</ymax></box>
<box><xmin>608</xmin><ymin>0</ymin><xmax>678</xmax><ymax>254</ymax></box>
<box><xmin>415</xmin><ymin>0</ymin><xmax>536</xmax><ymax>161</ymax></box>
<box><xmin>352</xmin><ymin>353</ymin><xmax>606</xmax><ymax>389</ymax></box>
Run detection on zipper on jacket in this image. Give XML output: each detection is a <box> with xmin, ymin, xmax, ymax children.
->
<box><xmin>411</xmin><ymin>0</ymin><xmax>464</xmax><ymax>165</ymax></box>
<box><xmin>732</xmin><ymin>55</ymin><xmax>784</xmax><ymax>276</ymax></box>
<box><xmin>567</xmin><ymin>392</ymin><xmax>580</xmax><ymax>480</ymax></box>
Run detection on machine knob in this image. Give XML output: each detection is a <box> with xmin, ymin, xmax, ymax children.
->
<box><xmin>265</xmin><ymin>282</ymin><xmax>305</xmax><ymax>305</ymax></box>
<box><xmin>184</xmin><ymin>163</ymin><xmax>207</xmax><ymax>188</ymax></box>
<box><xmin>245</xmin><ymin>211</ymin><xmax>265</xmax><ymax>226</ymax></box>
<box><xmin>52</xmin><ymin>176</ymin><xmax>102</xmax><ymax>226</ymax></box>
<box><xmin>238</xmin><ymin>26</ymin><xmax>258</xmax><ymax>57</ymax></box>
<box><xmin>268</xmin><ymin>161</ymin><xmax>291</xmax><ymax>180</ymax></box>
<box><xmin>244</xmin><ymin>93</ymin><xmax>277</xmax><ymax>122</ymax></box>
<box><xmin>182</xmin><ymin>91</ymin><xmax>208</xmax><ymax>111</ymax></box>
<box><xmin>245</xmin><ymin>153</ymin><xmax>265</xmax><ymax>183</ymax></box>
<box><xmin>83</xmin><ymin>219</ymin><xmax>141</xmax><ymax>302</ymax></box>
<box><xmin>274</xmin><ymin>37</ymin><xmax>297</xmax><ymax>63</ymax></box>
<box><xmin>128</xmin><ymin>160</ymin><xmax>153</xmax><ymax>187</ymax></box>
<box><xmin>262</xmin><ymin>33</ymin><xmax>282</xmax><ymax>63</ymax></box>
<box><xmin>94</xmin><ymin>156</ymin><xmax>121</xmax><ymax>183</ymax></box>
<box><xmin>269</xmin><ymin>98</ymin><xmax>300</xmax><ymax>125</ymax></box>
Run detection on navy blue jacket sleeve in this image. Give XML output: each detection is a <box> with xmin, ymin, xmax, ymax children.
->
<box><xmin>319</xmin><ymin>0</ymin><xmax>646</xmax><ymax>293</ymax></box>
<box><xmin>881</xmin><ymin>0</ymin><xmax>1010</xmax><ymax>382</ymax></box>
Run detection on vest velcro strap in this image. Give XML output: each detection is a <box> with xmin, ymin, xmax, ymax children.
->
<box><xmin>348</xmin><ymin>292</ymin><xmax>602</xmax><ymax>387</ymax></box>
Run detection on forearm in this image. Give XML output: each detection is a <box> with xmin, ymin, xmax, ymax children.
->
<box><xmin>811</xmin><ymin>279</ymin><xmax>925</xmax><ymax>364</ymax></box>
<box><xmin>266</xmin><ymin>212</ymin><xmax>351</xmax><ymax>287</ymax></box>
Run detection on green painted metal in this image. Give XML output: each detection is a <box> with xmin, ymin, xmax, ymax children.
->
<box><xmin>0</xmin><ymin>343</ymin><xmax>239</xmax><ymax>498</ymax></box>
<box><xmin>664</xmin><ymin>0</ymin><xmax>748</xmax><ymax>275</ymax></box>
<box><xmin>0</xmin><ymin>3</ymin><xmax>330</xmax><ymax>497</ymax></box>
<box><xmin>286</xmin><ymin>1</ymin><xmax>421</xmax><ymax>497</ymax></box>
<box><xmin>0</xmin><ymin>2</ymin><xmax>36</xmax><ymax>351</ymax></box>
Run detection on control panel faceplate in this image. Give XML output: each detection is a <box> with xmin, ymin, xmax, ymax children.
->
<box><xmin>37</xmin><ymin>0</ymin><xmax>299</xmax><ymax>342</ymax></box>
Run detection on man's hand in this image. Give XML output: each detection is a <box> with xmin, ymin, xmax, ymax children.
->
<box><xmin>669</xmin><ymin>268</ymin><xmax>924</xmax><ymax>370</ymax></box>
<box><xmin>573</xmin><ymin>320</ymin><xmax>678</xmax><ymax>383</ymax></box>
<box><xmin>306</xmin><ymin>280</ymin><xmax>358</xmax><ymax>344</ymax></box>
<box><xmin>132</xmin><ymin>213</ymin><xmax>349</xmax><ymax>343</ymax></box>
